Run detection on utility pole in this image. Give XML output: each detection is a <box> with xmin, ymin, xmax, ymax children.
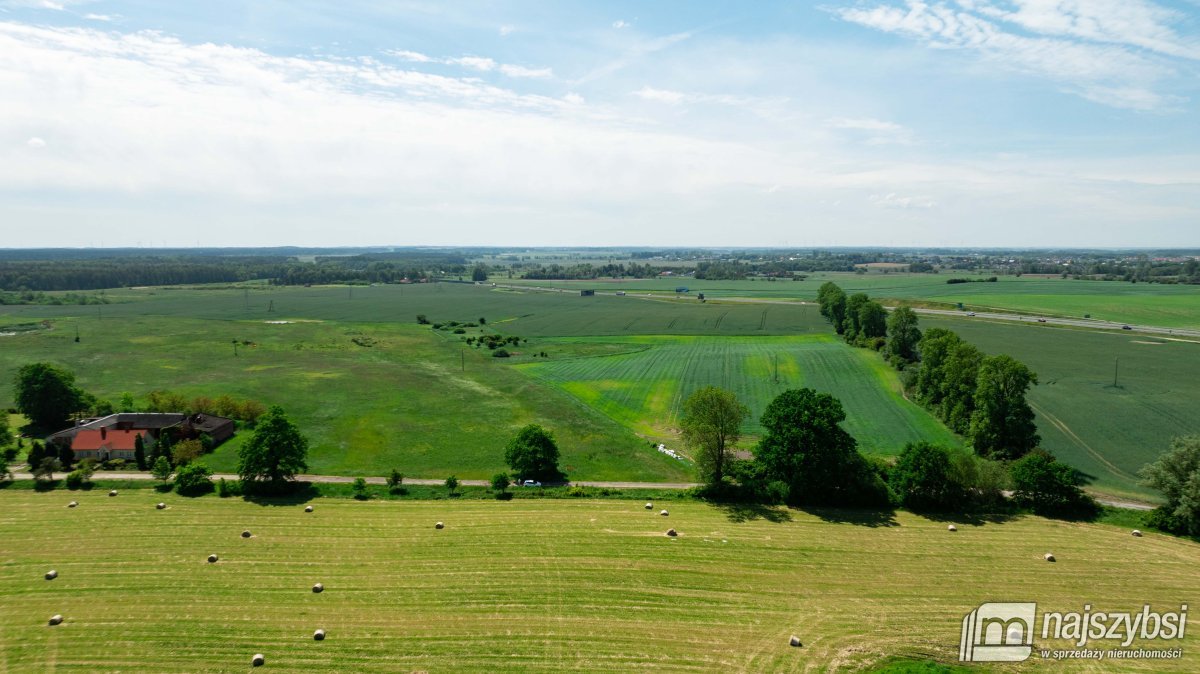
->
<box><xmin>233</xmin><ymin>339</ymin><xmax>239</xmax><ymax>357</ymax></box>
<box><xmin>461</xmin><ymin>349</ymin><xmax>465</xmax><ymax>372</ymax></box>
<box><xmin>268</xmin><ymin>300</ymin><xmax>274</xmax><ymax>313</ymax></box>
<box><xmin>1113</xmin><ymin>357</ymin><xmax>1119</xmax><ymax>388</ymax></box>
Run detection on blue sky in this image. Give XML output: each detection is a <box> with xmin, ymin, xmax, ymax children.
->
<box><xmin>1</xmin><ymin>0</ymin><xmax>1198</xmax><ymax>247</ymax></box>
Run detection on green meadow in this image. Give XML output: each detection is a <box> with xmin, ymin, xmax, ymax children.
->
<box><xmin>3</xmin><ymin>489</ymin><xmax>1198</xmax><ymax>672</ymax></box>
<box><xmin>518</xmin><ymin>335</ymin><xmax>960</xmax><ymax>454</ymax></box>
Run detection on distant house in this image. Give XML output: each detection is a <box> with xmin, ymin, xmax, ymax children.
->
<box><xmin>47</xmin><ymin>411</ymin><xmax>236</xmax><ymax>459</ymax></box>
<box><xmin>580</xmin><ymin>289</ymin><xmax>595</xmax><ymax>297</ymax></box>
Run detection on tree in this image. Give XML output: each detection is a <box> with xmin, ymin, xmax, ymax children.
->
<box><xmin>885</xmin><ymin>306</ymin><xmax>921</xmax><ymax>365</ymax></box>
<box><xmin>133</xmin><ymin>433</ymin><xmax>147</xmax><ymax>470</ymax></box>
<box><xmin>890</xmin><ymin>442</ymin><xmax>961</xmax><ymax>511</ymax></box>
<box><xmin>445</xmin><ymin>475</ymin><xmax>459</xmax><ymax>494</ymax></box>
<box><xmin>13</xmin><ymin>362</ymin><xmax>87</xmax><ymax>429</ymax></box>
<box><xmin>174</xmin><ymin>463</ymin><xmax>213</xmax><ymax>495</ymax></box>
<box><xmin>151</xmin><ymin>456</ymin><xmax>172</xmax><ymax>484</ymax></box>
<box><xmin>33</xmin><ymin>456</ymin><xmax>62</xmax><ymax>482</ymax></box>
<box><xmin>491</xmin><ymin>472</ymin><xmax>510</xmax><ymax>492</ymax></box>
<box><xmin>26</xmin><ymin>441</ymin><xmax>46</xmax><ymax>471</ymax></box>
<box><xmin>119</xmin><ymin>391</ymin><xmax>136</xmax><ymax>412</ymax></box>
<box><xmin>680</xmin><ymin>386</ymin><xmax>749</xmax><ymax>488</ymax></box>
<box><xmin>939</xmin><ymin>341</ymin><xmax>984</xmax><ymax>434</ymax></box>
<box><xmin>914</xmin><ymin>328</ymin><xmax>961</xmax><ymax>405</ymax></box>
<box><xmin>352</xmin><ymin>477</ymin><xmax>369</xmax><ymax>500</ymax></box>
<box><xmin>56</xmin><ymin>443</ymin><xmax>74</xmax><ymax>470</ymax></box>
<box><xmin>1139</xmin><ymin>436</ymin><xmax>1200</xmax><ymax>535</ymax></box>
<box><xmin>969</xmin><ymin>355</ymin><xmax>1040</xmax><ymax>460</ymax></box>
<box><xmin>857</xmin><ymin>300</ymin><xmax>888</xmax><ymax>342</ymax></box>
<box><xmin>816</xmin><ymin>282</ymin><xmax>847</xmax><ymax>334</ymax></box>
<box><xmin>386</xmin><ymin>469</ymin><xmax>404</xmax><ymax>492</ymax></box>
<box><xmin>471</xmin><ymin>264</ymin><xmax>489</xmax><ymax>282</ymax></box>
<box><xmin>0</xmin><ymin>411</ymin><xmax>12</xmax><ymax>448</ymax></box>
<box><xmin>0</xmin><ymin>453</ymin><xmax>10</xmax><ymax>481</ymax></box>
<box><xmin>150</xmin><ymin>431</ymin><xmax>173</xmax><ymax>468</ymax></box>
<box><xmin>171</xmin><ymin>439</ymin><xmax>204</xmax><ymax>466</ymax></box>
<box><xmin>1010</xmin><ymin>450</ymin><xmax>1096</xmax><ymax>516</ymax></box>
<box><xmin>841</xmin><ymin>293</ymin><xmax>870</xmax><ymax>341</ymax></box>
<box><xmin>504</xmin><ymin>424</ymin><xmax>563</xmax><ymax>482</ymax></box>
<box><xmin>753</xmin><ymin>388</ymin><xmax>861</xmax><ymax>505</ymax></box>
<box><xmin>237</xmin><ymin>406</ymin><xmax>308</xmax><ymax>490</ymax></box>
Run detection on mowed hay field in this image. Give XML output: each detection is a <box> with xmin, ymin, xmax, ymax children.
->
<box><xmin>925</xmin><ymin>317</ymin><xmax>1200</xmax><ymax>500</ymax></box>
<box><xmin>2</xmin><ymin>490</ymin><xmax>1198</xmax><ymax>673</ymax></box>
<box><xmin>518</xmin><ymin>335</ymin><xmax>961</xmax><ymax>454</ymax></box>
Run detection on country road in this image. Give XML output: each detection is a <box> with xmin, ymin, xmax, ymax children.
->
<box><xmin>494</xmin><ymin>283</ymin><xmax>1200</xmax><ymax>338</ymax></box>
<box><xmin>7</xmin><ymin>470</ymin><xmax>1153</xmax><ymax>510</ymax></box>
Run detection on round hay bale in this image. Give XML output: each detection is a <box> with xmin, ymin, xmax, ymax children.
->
<box><xmin>108</xmin><ymin>490</ymin><xmax>118</xmax><ymax>497</ymax></box>
<box><xmin>947</xmin><ymin>524</ymin><xmax>957</xmax><ymax>532</ymax></box>
<box><xmin>313</xmin><ymin>628</ymin><xmax>326</xmax><ymax>641</ymax></box>
<box><xmin>251</xmin><ymin>653</ymin><xmax>265</xmax><ymax>667</ymax></box>
<box><xmin>789</xmin><ymin>635</ymin><xmax>802</xmax><ymax>647</ymax></box>
<box><xmin>156</xmin><ymin>502</ymin><xmax>166</xmax><ymax>510</ymax></box>
<box><xmin>645</xmin><ymin>502</ymin><xmax>653</xmax><ymax>510</ymax></box>
<box><xmin>45</xmin><ymin>570</ymin><xmax>57</xmax><ymax>580</ymax></box>
<box><xmin>48</xmin><ymin>614</ymin><xmax>63</xmax><ymax>626</ymax></box>
<box><xmin>67</xmin><ymin>501</ymin><xmax>78</xmax><ymax>508</ymax></box>
<box><xmin>435</xmin><ymin>521</ymin><xmax>444</xmax><ymax>529</ymax></box>
<box><xmin>666</xmin><ymin>528</ymin><xmax>677</xmax><ymax>537</ymax></box>
<box><xmin>305</xmin><ymin>505</ymin><xmax>314</xmax><ymax>513</ymax></box>
<box><xmin>241</xmin><ymin>530</ymin><xmax>252</xmax><ymax>538</ymax></box>
<box><xmin>312</xmin><ymin>582</ymin><xmax>324</xmax><ymax>593</ymax></box>
<box><xmin>1044</xmin><ymin>553</ymin><xmax>1056</xmax><ymax>562</ymax></box>
<box><xmin>659</xmin><ymin>509</ymin><xmax>669</xmax><ymax>517</ymax></box>
<box><xmin>1132</xmin><ymin>529</ymin><xmax>1143</xmax><ymax>537</ymax></box>
<box><xmin>207</xmin><ymin>554</ymin><xmax>219</xmax><ymax>563</ymax></box>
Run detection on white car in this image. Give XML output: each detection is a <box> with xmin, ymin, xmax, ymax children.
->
<box><xmin>521</xmin><ymin>480</ymin><xmax>542</xmax><ymax>487</ymax></box>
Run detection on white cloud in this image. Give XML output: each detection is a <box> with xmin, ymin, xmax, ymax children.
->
<box><xmin>41</xmin><ymin>1</ymin><xmax>64</xmax><ymax>10</ymax></box>
<box><xmin>613</xmin><ymin>20</ymin><xmax>630</xmax><ymax>29</ymax></box>
<box><xmin>633</xmin><ymin>85</ymin><xmax>685</xmax><ymax>104</ymax></box>
<box><xmin>499</xmin><ymin>24</ymin><xmax>515</xmax><ymax>37</ymax></box>
<box><xmin>450</xmin><ymin>55</ymin><xmax>496</xmax><ymax>71</ymax></box>
<box><xmin>388</xmin><ymin>50</ymin><xmax>551</xmax><ymax>78</ymax></box>
<box><xmin>829</xmin><ymin>117</ymin><xmax>914</xmax><ymax>144</ymax></box>
<box><xmin>833</xmin><ymin>0</ymin><xmax>1194</xmax><ymax>110</ymax></box>
<box><xmin>388</xmin><ymin>49</ymin><xmax>433</xmax><ymax>62</ymax></box>
<box><xmin>499</xmin><ymin>63</ymin><xmax>552</xmax><ymax>78</ymax></box>
<box><xmin>563</xmin><ymin>92</ymin><xmax>585</xmax><ymax>105</ymax></box>
<box><xmin>83</xmin><ymin>13</ymin><xmax>111</xmax><ymax>21</ymax></box>
<box><xmin>26</xmin><ymin>136</ymin><xmax>45</xmax><ymax>148</ymax></box>
<box><xmin>869</xmin><ymin>192</ymin><xmax>937</xmax><ymax>208</ymax></box>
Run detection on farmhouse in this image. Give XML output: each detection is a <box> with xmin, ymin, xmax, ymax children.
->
<box><xmin>48</xmin><ymin>412</ymin><xmax>236</xmax><ymax>460</ymax></box>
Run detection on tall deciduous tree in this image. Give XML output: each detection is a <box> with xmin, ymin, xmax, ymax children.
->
<box><xmin>939</xmin><ymin>341</ymin><xmax>984</xmax><ymax>434</ymax></box>
<box><xmin>503</xmin><ymin>424</ymin><xmax>563</xmax><ymax>482</ymax></box>
<box><xmin>914</xmin><ymin>328</ymin><xmax>961</xmax><ymax>406</ymax></box>
<box><xmin>13</xmin><ymin>362</ymin><xmax>87</xmax><ymax>430</ymax></box>
<box><xmin>885</xmin><ymin>306</ymin><xmax>922</xmax><ymax>365</ymax></box>
<box><xmin>816</xmin><ymin>282</ymin><xmax>847</xmax><ymax>334</ymax></box>
<box><xmin>0</xmin><ymin>411</ymin><xmax>13</xmax><ymax>448</ymax></box>
<box><xmin>857</xmin><ymin>300</ymin><xmax>888</xmax><ymax>341</ymax></box>
<box><xmin>680</xmin><ymin>386</ymin><xmax>749</xmax><ymax>488</ymax></box>
<box><xmin>237</xmin><ymin>406</ymin><xmax>309</xmax><ymax>489</ymax></box>
<box><xmin>842</xmin><ymin>293</ymin><xmax>870</xmax><ymax>341</ymax></box>
<box><xmin>753</xmin><ymin>388</ymin><xmax>859</xmax><ymax>505</ymax></box>
<box><xmin>969</xmin><ymin>355</ymin><xmax>1040</xmax><ymax>460</ymax></box>
<box><xmin>1139</xmin><ymin>436</ymin><xmax>1200</xmax><ymax>535</ymax></box>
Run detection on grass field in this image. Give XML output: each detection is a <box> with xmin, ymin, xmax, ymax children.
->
<box><xmin>0</xmin><ymin>312</ymin><xmax>687</xmax><ymax>482</ymax></box>
<box><xmin>518</xmin><ymin>335</ymin><xmax>961</xmax><ymax>454</ymax></box>
<box><xmin>501</xmin><ymin>273</ymin><xmax>1200</xmax><ymax>329</ymax></box>
<box><xmin>923</xmin><ymin>317</ymin><xmax>1200</xmax><ymax>501</ymax></box>
<box><xmin>2</xmin><ymin>489</ymin><xmax>1197</xmax><ymax>672</ymax></box>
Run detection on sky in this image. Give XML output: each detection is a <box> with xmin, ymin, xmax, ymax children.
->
<box><xmin>1</xmin><ymin>1</ymin><xmax>1198</xmax><ymax>248</ymax></box>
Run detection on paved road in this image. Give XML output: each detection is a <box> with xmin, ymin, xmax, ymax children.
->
<box><xmin>493</xmin><ymin>283</ymin><xmax>1200</xmax><ymax>338</ymax></box>
<box><xmin>10</xmin><ymin>470</ymin><xmax>1153</xmax><ymax>510</ymax></box>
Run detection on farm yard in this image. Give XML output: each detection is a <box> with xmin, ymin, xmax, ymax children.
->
<box><xmin>519</xmin><ymin>335</ymin><xmax>961</xmax><ymax>453</ymax></box>
<box><xmin>3</xmin><ymin>489</ymin><xmax>1198</xmax><ymax>672</ymax></box>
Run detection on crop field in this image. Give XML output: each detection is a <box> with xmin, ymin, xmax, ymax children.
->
<box><xmin>501</xmin><ymin>273</ymin><xmax>1200</xmax><ymax>329</ymax></box>
<box><xmin>518</xmin><ymin>335</ymin><xmax>960</xmax><ymax>454</ymax></box>
<box><xmin>2</xmin><ymin>489</ymin><xmax>1197</xmax><ymax>672</ymax></box>
<box><xmin>924</xmin><ymin>317</ymin><xmax>1200</xmax><ymax>500</ymax></box>
<box><xmin>0</xmin><ymin>312</ymin><xmax>686</xmax><ymax>482</ymax></box>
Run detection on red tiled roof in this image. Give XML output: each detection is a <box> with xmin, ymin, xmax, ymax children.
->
<box><xmin>71</xmin><ymin>429</ymin><xmax>146</xmax><ymax>452</ymax></box>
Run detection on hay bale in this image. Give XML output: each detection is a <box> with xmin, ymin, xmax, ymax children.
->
<box><xmin>435</xmin><ymin>521</ymin><xmax>444</xmax><ymax>529</ymax></box>
<box><xmin>313</xmin><ymin>628</ymin><xmax>326</xmax><ymax>641</ymax></box>
<box><xmin>947</xmin><ymin>524</ymin><xmax>957</xmax><ymax>532</ymax></box>
<box><xmin>67</xmin><ymin>501</ymin><xmax>78</xmax><ymax>508</ymax></box>
<box><xmin>1132</xmin><ymin>529</ymin><xmax>1143</xmax><ymax>537</ymax></box>
<box><xmin>789</xmin><ymin>635</ymin><xmax>802</xmax><ymax>647</ymax></box>
<box><xmin>251</xmin><ymin>653</ymin><xmax>265</xmax><ymax>667</ymax></box>
<box><xmin>45</xmin><ymin>570</ymin><xmax>57</xmax><ymax>580</ymax></box>
<box><xmin>666</xmin><ymin>528</ymin><xmax>677</xmax><ymax>537</ymax></box>
<box><xmin>207</xmin><ymin>554</ymin><xmax>219</xmax><ymax>563</ymax></box>
<box><xmin>1044</xmin><ymin>553</ymin><xmax>1056</xmax><ymax>562</ymax></box>
<box><xmin>241</xmin><ymin>530</ymin><xmax>252</xmax><ymax>538</ymax></box>
<box><xmin>305</xmin><ymin>505</ymin><xmax>314</xmax><ymax>513</ymax></box>
<box><xmin>108</xmin><ymin>490</ymin><xmax>118</xmax><ymax>497</ymax></box>
<box><xmin>659</xmin><ymin>509</ymin><xmax>669</xmax><ymax>517</ymax></box>
<box><xmin>645</xmin><ymin>502</ymin><xmax>653</xmax><ymax>510</ymax></box>
<box><xmin>48</xmin><ymin>614</ymin><xmax>63</xmax><ymax>626</ymax></box>
<box><xmin>312</xmin><ymin>582</ymin><xmax>324</xmax><ymax>593</ymax></box>
<box><xmin>156</xmin><ymin>502</ymin><xmax>166</xmax><ymax>510</ymax></box>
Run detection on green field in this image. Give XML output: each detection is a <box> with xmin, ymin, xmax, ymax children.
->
<box><xmin>923</xmin><ymin>317</ymin><xmax>1200</xmax><ymax>500</ymax></box>
<box><xmin>501</xmin><ymin>273</ymin><xmax>1200</xmax><ymax>329</ymax></box>
<box><xmin>518</xmin><ymin>335</ymin><xmax>960</xmax><ymax>454</ymax></box>
<box><xmin>2</xmin><ymin>489</ymin><xmax>1197</xmax><ymax>672</ymax></box>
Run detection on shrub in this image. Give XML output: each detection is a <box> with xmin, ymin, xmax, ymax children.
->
<box><xmin>386</xmin><ymin>469</ymin><xmax>404</xmax><ymax>491</ymax></box>
<box><xmin>416</xmin><ymin>314</ymin><xmax>429</xmax><ymax>324</ymax></box>
<box><xmin>174</xmin><ymin>463</ymin><xmax>214</xmax><ymax>495</ymax></box>
<box><xmin>352</xmin><ymin>477</ymin><xmax>369</xmax><ymax>500</ymax></box>
<box><xmin>445</xmin><ymin>475</ymin><xmax>459</xmax><ymax>494</ymax></box>
<box><xmin>64</xmin><ymin>469</ymin><xmax>91</xmax><ymax>490</ymax></box>
<box><xmin>490</xmin><ymin>472</ymin><xmax>510</xmax><ymax>492</ymax></box>
<box><xmin>890</xmin><ymin>442</ymin><xmax>963</xmax><ymax>511</ymax></box>
<box><xmin>1010</xmin><ymin>450</ymin><xmax>1098</xmax><ymax>517</ymax></box>
<box><xmin>216</xmin><ymin>477</ymin><xmax>241</xmax><ymax>497</ymax></box>
<box><xmin>492</xmin><ymin>349</ymin><xmax>510</xmax><ymax>358</ymax></box>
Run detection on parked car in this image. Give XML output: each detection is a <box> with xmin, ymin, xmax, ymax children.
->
<box><xmin>1037</xmin><ymin>318</ymin><xmax>1047</xmax><ymax>323</ymax></box>
<box><xmin>521</xmin><ymin>480</ymin><xmax>542</xmax><ymax>487</ymax></box>
<box><xmin>1122</xmin><ymin>325</ymin><xmax>1132</xmax><ymax>330</ymax></box>
<box><xmin>967</xmin><ymin>312</ymin><xmax>976</xmax><ymax>317</ymax></box>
